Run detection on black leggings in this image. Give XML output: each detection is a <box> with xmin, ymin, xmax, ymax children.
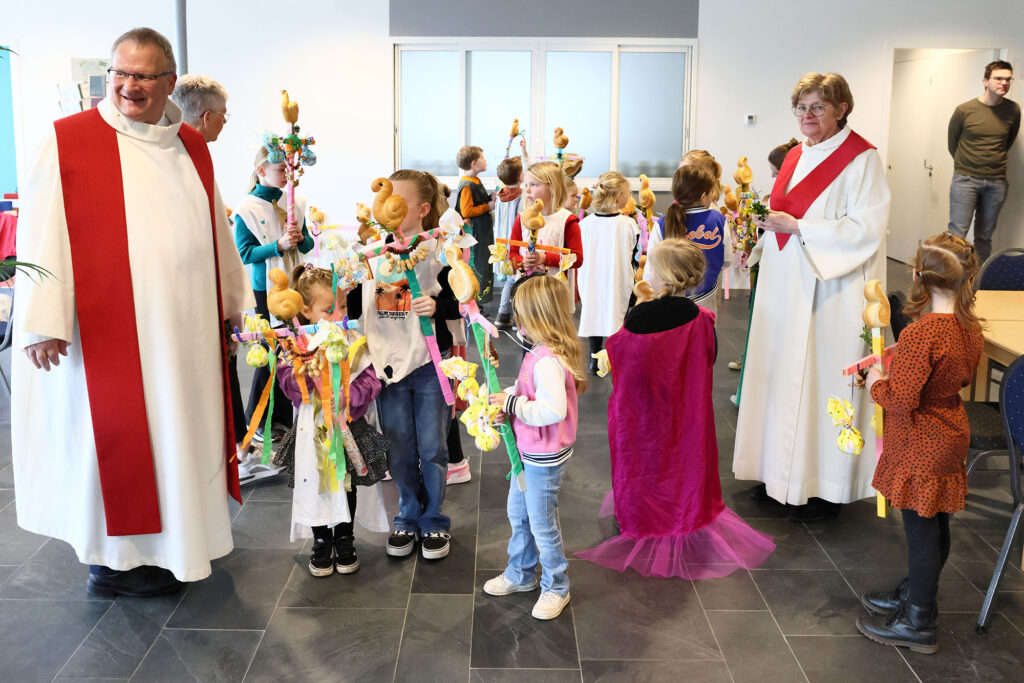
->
<box><xmin>312</xmin><ymin>487</ymin><xmax>358</xmax><ymax>539</ymax></box>
<box><xmin>902</xmin><ymin>509</ymin><xmax>951</xmax><ymax>609</ymax></box>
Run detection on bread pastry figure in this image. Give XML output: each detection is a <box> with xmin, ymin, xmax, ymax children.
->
<box><xmin>638</xmin><ymin>175</ymin><xmax>655</xmax><ymax>212</ymax></box>
<box><xmin>579</xmin><ymin>187</ymin><xmax>592</xmax><ymax>213</ymax></box>
<box><xmin>370</xmin><ymin>178</ymin><xmax>408</xmax><ymax>232</ymax></box>
<box><xmin>509</xmin><ymin>118</ymin><xmax>520</xmax><ymax>138</ymax></box>
<box><xmin>355</xmin><ymin>202</ymin><xmax>379</xmax><ymax>244</ymax></box>
<box><xmin>280</xmin><ymin>90</ymin><xmax>299</xmax><ymax>125</ymax></box>
<box><xmin>562</xmin><ymin>157</ymin><xmax>583</xmax><ymax>178</ymax></box>
<box><xmin>445</xmin><ymin>245</ymin><xmax>480</xmax><ymax>303</ymax></box>
<box><xmin>552</xmin><ymin>127</ymin><xmax>569</xmax><ymax>150</ymax></box>
<box><xmin>267</xmin><ymin>268</ymin><xmax>303</xmax><ymax>321</ymax></box>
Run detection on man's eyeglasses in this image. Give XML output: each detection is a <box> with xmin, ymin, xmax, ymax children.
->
<box><xmin>207</xmin><ymin>110</ymin><xmax>231</xmax><ymax>122</ymax></box>
<box><xmin>990</xmin><ymin>76</ymin><xmax>1013</xmax><ymax>83</ymax></box>
<box><xmin>792</xmin><ymin>103</ymin><xmax>831</xmax><ymax>118</ymax></box>
<box><xmin>107</xmin><ymin>68</ymin><xmax>174</xmax><ymax>84</ymax></box>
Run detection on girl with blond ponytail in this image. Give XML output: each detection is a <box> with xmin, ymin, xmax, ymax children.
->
<box><xmin>577</xmin><ymin>171</ymin><xmax>636</xmax><ymax>372</ymax></box>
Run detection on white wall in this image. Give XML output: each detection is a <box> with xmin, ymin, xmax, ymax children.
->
<box><xmin>6</xmin><ymin>1</ymin><xmax>1023</xmax><ymax>251</ymax></box>
<box><xmin>695</xmin><ymin>0</ymin><xmax>1024</xmax><ymax>254</ymax></box>
<box><xmin>4</xmin><ymin>0</ymin><xmax>392</xmax><ymax>227</ymax></box>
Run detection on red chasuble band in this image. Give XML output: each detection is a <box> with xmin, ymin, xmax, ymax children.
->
<box><xmin>768</xmin><ymin>131</ymin><xmax>875</xmax><ymax>250</ymax></box>
<box><xmin>53</xmin><ymin>108</ymin><xmax>239</xmax><ymax>536</ymax></box>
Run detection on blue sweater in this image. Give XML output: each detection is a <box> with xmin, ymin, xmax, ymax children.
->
<box><xmin>233</xmin><ymin>184</ymin><xmax>314</xmax><ymax>292</ymax></box>
<box><xmin>656</xmin><ymin>209</ymin><xmax>725</xmax><ymax>299</ymax></box>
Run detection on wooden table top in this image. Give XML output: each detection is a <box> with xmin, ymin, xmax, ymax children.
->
<box><xmin>984</xmin><ymin>320</ymin><xmax>1024</xmax><ymax>357</ymax></box>
<box><xmin>976</xmin><ymin>290</ymin><xmax>1024</xmax><ymax>323</ymax></box>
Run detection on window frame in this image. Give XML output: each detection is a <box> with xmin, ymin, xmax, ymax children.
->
<box><xmin>393</xmin><ymin>37</ymin><xmax>698</xmax><ymax>192</ymax></box>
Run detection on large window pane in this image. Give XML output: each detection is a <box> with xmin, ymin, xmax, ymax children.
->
<box><xmin>400</xmin><ymin>50</ymin><xmax>461</xmax><ymax>175</ymax></box>
<box><xmin>468</xmin><ymin>51</ymin><xmax>531</xmax><ymax>173</ymax></box>
<box><xmin>544</xmin><ymin>51</ymin><xmax>611</xmax><ymax>174</ymax></box>
<box><xmin>617</xmin><ymin>52</ymin><xmax>686</xmax><ymax>178</ymax></box>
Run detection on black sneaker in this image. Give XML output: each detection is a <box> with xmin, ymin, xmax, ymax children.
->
<box><xmin>250</xmin><ymin>428</ymin><xmax>265</xmax><ymax>446</ymax></box>
<box><xmin>386</xmin><ymin>530</ymin><xmax>417</xmax><ymax>557</ymax></box>
<box><xmin>309</xmin><ymin>536</ymin><xmax>334</xmax><ymax>577</ymax></box>
<box><xmin>421</xmin><ymin>531</ymin><xmax>451</xmax><ymax>560</ymax></box>
<box><xmin>494</xmin><ymin>312</ymin><xmax>513</xmax><ymax>330</ymax></box>
<box><xmin>334</xmin><ymin>535</ymin><xmax>360</xmax><ymax>574</ymax></box>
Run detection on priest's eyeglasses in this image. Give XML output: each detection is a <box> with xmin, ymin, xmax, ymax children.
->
<box><xmin>792</xmin><ymin>103</ymin><xmax>830</xmax><ymax>117</ymax></box>
<box><xmin>107</xmin><ymin>68</ymin><xmax>175</xmax><ymax>84</ymax></box>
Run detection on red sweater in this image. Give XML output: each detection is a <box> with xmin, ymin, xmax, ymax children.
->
<box><xmin>509</xmin><ymin>213</ymin><xmax>583</xmax><ymax>271</ymax></box>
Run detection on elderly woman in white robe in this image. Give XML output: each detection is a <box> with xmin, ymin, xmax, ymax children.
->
<box><xmin>732</xmin><ymin>72</ymin><xmax>890</xmax><ymax>522</ymax></box>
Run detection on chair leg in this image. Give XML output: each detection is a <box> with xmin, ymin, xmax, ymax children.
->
<box><xmin>967</xmin><ymin>449</ymin><xmax>1003</xmax><ymax>479</ymax></box>
<box><xmin>977</xmin><ymin>502</ymin><xmax>1024</xmax><ymax>634</ymax></box>
<box><xmin>0</xmin><ymin>360</ymin><xmax>9</xmax><ymax>400</ymax></box>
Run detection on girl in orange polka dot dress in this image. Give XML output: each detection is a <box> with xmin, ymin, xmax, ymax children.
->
<box><xmin>856</xmin><ymin>233</ymin><xmax>984</xmax><ymax>655</ymax></box>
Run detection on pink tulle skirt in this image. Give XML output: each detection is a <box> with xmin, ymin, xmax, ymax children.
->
<box><xmin>574</xmin><ymin>491</ymin><xmax>776</xmax><ymax>579</ymax></box>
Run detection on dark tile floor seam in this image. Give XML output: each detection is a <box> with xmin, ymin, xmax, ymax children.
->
<box><xmin>745</xmin><ymin>563</ymin><xmax>811</xmax><ymax>683</ymax></box>
<box><xmin>388</xmin><ymin>544</ymin><xmax>420</xmax><ymax>682</ymax></box>
<box><xmin>126</xmin><ymin>586</ymin><xmax>189</xmax><ymax>681</ymax></box>
<box><xmin>239</xmin><ymin>535</ymin><xmax>301</xmax><ymax>682</ymax></box>
<box><xmin>51</xmin><ymin>596</ymin><xmax>116</xmax><ymax>681</ymax></box>
<box><xmin>688</xmin><ymin>576</ymin><xmax>737</xmax><ymax>683</ymax></box>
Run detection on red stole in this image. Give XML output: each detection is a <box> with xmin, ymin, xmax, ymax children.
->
<box><xmin>53</xmin><ymin>108</ymin><xmax>240</xmax><ymax>537</ymax></box>
<box><xmin>769</xmin><ymin>130</ymin><xmax>875</xmax><ymax>250</ymax></box>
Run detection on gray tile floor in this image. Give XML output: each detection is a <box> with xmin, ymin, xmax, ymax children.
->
<box><xmin>2</xmin><ymin>261</ymin><xmax>1024</xmax><ymax>682</ymax></box>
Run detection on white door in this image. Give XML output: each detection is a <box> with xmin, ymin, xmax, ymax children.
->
<box><xmin>887</xmin><ymin>57</ymin><xmax>935</xmax><ymax>264</ymax></box>
<box><xmin>886</xmin><ymin>49</ymin><xmax>999</xmax><ymax>264</ymax></box>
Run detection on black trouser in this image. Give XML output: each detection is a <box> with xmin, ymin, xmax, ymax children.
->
<box><xmin>312</xmin><ymin>487</ymin><xmax>358</xmax><ymax>539</ymax></box>
<box><xmin>588</xmin><ymin>336</ymin><xmax>604</xmax><ymax>356</ymax></box>
<box><xmin>472</xmin><ymin>221</ymin><xmax>494</xmax><ymax>299</ymax></box>
<box><xmin>902</xmin><ymin>509</ymin><xmax>952</xmax><ymax>609</ymax></box>
<box><xmin>447</xmin><ymin>416</ymin><xmax>464</xmax><ymax>464</ymax></box>
<box><xmin>228</xmin><ymin>354</ymin><xmax>246</xmax><ymax>443</ymax></box>
<box><xmin>245</xmin><ymin>290</ymin><xmax>294</xmax><ymax>430</ymax></box>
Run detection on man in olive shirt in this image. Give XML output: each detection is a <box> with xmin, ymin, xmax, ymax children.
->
<box><xmin>948</xmin><ymin>60</ymin><xmax>1020</xmax><ymax>263</ymax></box>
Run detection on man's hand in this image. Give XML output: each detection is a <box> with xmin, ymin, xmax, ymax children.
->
<box><xmin>410</xmin><ymin>295</ymin><xmax>436</xmax><ymax>317</ymax></box>
<box><xmin>25</xmin><ymin>339</ymin><xmax>70</xmax><ymax>371</ymax></box>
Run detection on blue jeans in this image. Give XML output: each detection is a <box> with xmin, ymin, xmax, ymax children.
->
<box><xmin>948</xmin><ymin>173</ymin><xmax>1008</xmax><ymax>264</ymax></box>
<box><xmin>497</xmin><ymin>276</ymin><xmax>514</xmax><ymax>316</ymax></box>
<box><xmin>503</xmin><ymin>461</ymin><xmax>570</xmax><ymax>596</ymax></box>
<box><xmin>378</xmin><ymin>362</ymin><xmax>450</xmax><ymax>534</ymax></box>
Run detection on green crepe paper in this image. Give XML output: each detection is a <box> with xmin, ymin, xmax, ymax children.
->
<box><xmin>470</xmin><ymin>321</ymin><xmax>525</xmax><ymax>489</ymax></box>
<box><xmin>262</xmin><ymin>349</ymin><xmax>277</xmax><ymax>465</ymax></box>
<box><xmin>401</xmin><ymin>253</ymin><xmax>435</xmax><ymax>338</ymax></box>
<box><xmin>331</xmin><ymin>360</ymin><xmax>346</xmax><ymax>483</ymax></box>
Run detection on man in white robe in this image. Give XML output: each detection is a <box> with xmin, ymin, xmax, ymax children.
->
<box><xmin>732</xmin><ymin>88</ymin><xmax>890</xmax><ymax>520</ymax></box>
<box><xmin>12</xmin><ymin>28</ymin><xmax>253</xmax><ymax>595</ymax></box>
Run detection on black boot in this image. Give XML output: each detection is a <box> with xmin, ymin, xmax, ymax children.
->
<box><xmin>86</xmin><ymin>565</ymin><xmax>183</xmax><ymax>599</ymax></box>
<box><xmin>861</xmin><ymin>577</ymin><xmax>908</xmax><ymax>615</ymax></box>
<box><xmin>856</xmin><ymin>602</ymin><xmax>938</xmax><ymax>654</ymax></box>
<box><xmin>788</xmin><ymin>497</ymin><xmax>842</xmax><ymax>523</ymax></box>
<box><xmin>334</xmin><ymin>534</ymin><xmax>360</xmax><ymax>574</ymax></box>
<box><xmin>309</xmin><ymin>527</ymin><xmax>334</xmax><ymax>577</ymax></box>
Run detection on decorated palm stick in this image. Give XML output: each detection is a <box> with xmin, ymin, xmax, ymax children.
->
<box><xmin>553</xmin><ymin>127</ymin><xmax>569</xmax><ymax>166</ymax></box>
<box><xmin>505</xmin><ymin>118</ymin><xmax>526</xmax><ymax>159</ymax></box>
<box><xmin>443</xmin><ymin>246</ymin><xmax>527</xmax><ymax>490</ymax></box>
<box><xmin>518</xmin><ymin>199</ymin><xmax>546</xmax><ymax>275</ymax></box>
<box><xmin>365</xmin><ymin>178</ymin><xmax>454</xmax><ymax>405</ymax></box>
<box><xmin>578</xmin><ymin>187</ymin><xmax>591</xmax><ymax>220</ymax></box>
<box><xmin>276</xmin><ymin>90</ymin><xmax>316</xmax><ymax>226</ymax></box>
<box><xmin>638</xmin><ymin>174</ymin><xmax>656</xmax><ymax>255</ymax></box>
<box><xmin>862</xmin><ymin>279</ymin><xmax>891</xmax><ymax>518</ymax></box>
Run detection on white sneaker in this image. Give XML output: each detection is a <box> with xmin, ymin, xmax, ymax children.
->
<box><xmin>483</xmin><ymin>573</ymin><xmax>540</xmax><ymax>596</ymax></box>
<box><xmin>728</xmin><ymin>359</ymin><xmax>743</xmax><ymax>371</ymax></box>
<box><xmin>238</xmin><ymin>452</ymin><xmax>281</xmax><ymax>486</ymax></box>
<box><xmin>729</xmin><ymin>394</ymin><xmax>738</xmax><ymax>406</ymax></box>
<box><xmin>531</xmin><ymin>591</ymin><xmax>570</xmax><ymax>620</ymax></box>
<box><xmin>447</xmin><ymin>460</ymin><xmax>471</xmax><ymax>485</ymax></box>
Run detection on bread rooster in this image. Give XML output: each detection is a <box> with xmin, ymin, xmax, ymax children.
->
<box><xmin>280</xmin><ymin>90</ymin><xmax>299</xmax><ymax>125</ymax></box>
<box><xmin>267</xmin><ymin>268</ymin><xmax>303</xmax><ymax>321</ymax></box>
<box><xmin>552</xmin><ymin>127</ymin><xmax>569</xmax><ymax>149</ymax></box>
<box><xmin>370</xmin><ymin>178</ymin><xmax>408</xmax><ymax>232</ymax></box>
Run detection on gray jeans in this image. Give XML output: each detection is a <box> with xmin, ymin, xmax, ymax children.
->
<box><xmin>948</xmin><ymin>173</ymin><xmax>1008</xmax><ymax>264</ymax></box>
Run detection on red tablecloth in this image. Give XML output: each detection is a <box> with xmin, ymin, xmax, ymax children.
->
<box><xmin>0</xmin><ymin>213</ymin><xmax>16</xmax><ymax>260</ymax></box>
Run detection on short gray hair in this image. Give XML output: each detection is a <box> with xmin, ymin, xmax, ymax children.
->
<box><xmin>111</xmin><ymin>27</ymin><xmax>176</xmax><ymax>73</ymax></box>
<box><xmin>172</xmin><ymin>74</ymin><xmax>228</xmax><ymax>126</ymax></box>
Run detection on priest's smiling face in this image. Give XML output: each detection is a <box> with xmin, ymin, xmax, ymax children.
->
<box><xmin>109</xmin><ymin>41</ymin><xmax>177</xmax><ymax>125</ymax></box>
